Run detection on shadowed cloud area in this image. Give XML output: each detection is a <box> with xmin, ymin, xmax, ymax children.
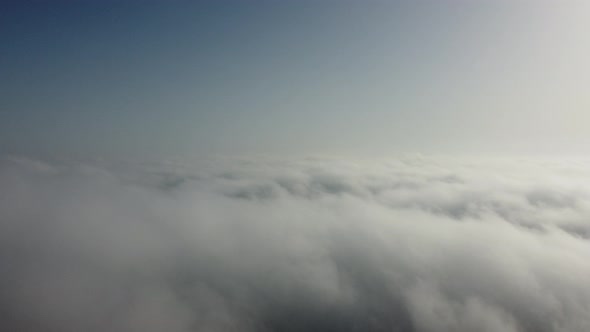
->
<box><xmin>1</xmin><ymin>155</ymin><xmax>589</xmax><ymax>332</ymax></box>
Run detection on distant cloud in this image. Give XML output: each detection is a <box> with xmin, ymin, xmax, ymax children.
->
<box><xmin>0</xmin><ymin>155</ymin><xmax>589</xmax><ymax>332</ymax></box>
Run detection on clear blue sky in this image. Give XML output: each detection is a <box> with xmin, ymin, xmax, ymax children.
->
<box><xmin>1</xmin><ymin>1</ymin><xmax>589</xmax><ymax>159</ymax></box>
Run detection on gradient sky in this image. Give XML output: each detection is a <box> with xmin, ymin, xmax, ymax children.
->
<box><xmin>1</xmin><ymin>1</ymin><xmax>589</xmax><ymax>159</ymax></box>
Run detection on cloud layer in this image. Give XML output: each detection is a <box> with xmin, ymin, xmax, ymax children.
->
<box><xmin>1</xmin><ymin>155</ymin><xmax>589</xmax><ymax>332</ymax></box>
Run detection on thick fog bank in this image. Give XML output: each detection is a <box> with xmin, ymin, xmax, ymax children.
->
<box><xmin>1</xmin><ymin>156</ymin><xmax>589</xmax><ymax>332</ymax></box>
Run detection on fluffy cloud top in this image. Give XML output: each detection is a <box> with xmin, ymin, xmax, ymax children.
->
<box><xmin>1</xmin><ymin>155</ymin><xmax>589</xmax><ymax>332</ymax></box>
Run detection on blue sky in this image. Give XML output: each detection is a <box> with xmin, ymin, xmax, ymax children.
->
<box><xmin>1</xmin><ymin>1</ymin><xmax>589</xmax><ymax>159</ymax></box>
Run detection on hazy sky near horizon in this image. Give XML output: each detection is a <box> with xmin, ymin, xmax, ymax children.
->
<box><xmin>1</xmin><ymin>1</ymin><xmax>589</xmax><ymax>158</ymax></box>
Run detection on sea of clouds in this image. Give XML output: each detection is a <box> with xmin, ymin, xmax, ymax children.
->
<box><xmin>1</xmin><ymin>155</ymin><xmax>589</xmax><ymax>332</ymax></box>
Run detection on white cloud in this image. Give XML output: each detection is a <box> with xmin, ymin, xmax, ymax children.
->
<box><xmin>0</xmin><ymin>155</ymin><xmax>589</xmax><ymax>332</ymax></box>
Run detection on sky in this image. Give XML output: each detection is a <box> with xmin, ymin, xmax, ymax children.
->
<box><xmin>1</xmin><ymin>1</ymin><xmax>589</xmax><ymax>159</ymax></box>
